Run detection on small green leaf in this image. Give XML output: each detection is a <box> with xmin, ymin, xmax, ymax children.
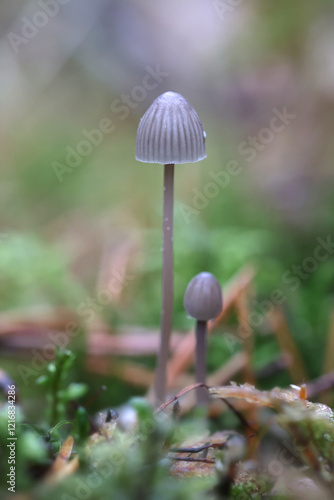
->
<box><xmin>48</xmin><ymin>420</ymin><xmax>72</xmax><ymax>436</ymax></box>
<box><xmin>35</xmin><ymin>375</ymin><xmax>49</xmax><ymax>386</ymax></box>
<box><xmin>63</xmin><ymin>383</ymin><xmax>88</xmax><ymax>401</ymax></box>
<box><xmin>74</xmin><ymin>406</ymin><xmax>91</xmax><ymax>440</ymax></box>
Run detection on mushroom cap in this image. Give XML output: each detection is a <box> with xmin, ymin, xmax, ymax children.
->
<box><xmin>135</xmin><ymin>91</ymin><xmax>206</xmax><ymax>164</ymax></box>
<box><xmin>184</xmin><ymin>272</ymin><xmax>222</xmax><ymax>321</ymax></box>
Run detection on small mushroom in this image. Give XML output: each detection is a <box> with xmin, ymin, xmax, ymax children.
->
<box><xmin>184</xmin><ymin>272</ymin><xmax>222</xmax><ymax>405</ymax></box>
<box><xmin>136</xmin><ymin>92</ymin><xmax>206</xmax><ymax>404</ymax></box>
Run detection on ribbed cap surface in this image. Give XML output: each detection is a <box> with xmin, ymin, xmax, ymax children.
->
<box><xmin>184</xmin><ymin>272</ymin><xmax>222</xmax><ymax>321</ymax></box>
<box><xmin>136</xmin><ymin>91</ymin><xmax>206</xmax><ymax>164</ymax></box>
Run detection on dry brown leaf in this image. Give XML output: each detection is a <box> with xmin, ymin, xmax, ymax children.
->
<box><xmin>209</xmin><ymin>383</ymin><xmax>334</xmax><ymax>421</ymax></box>
<box><xmin>45</xmin><ymin>436</ymin><xmax>78</xmax><ymax>485</ymax></box>
<box><xmin>209</xmin><ymin>383</ymin><xmax>300</xmax><ymax>407</ymax></box>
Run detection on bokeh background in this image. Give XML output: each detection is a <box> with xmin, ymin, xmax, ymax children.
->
<box><xmin>1</xmin><ymin>0</ymin><xmax>334</xmax><ymax>416</ymax></box>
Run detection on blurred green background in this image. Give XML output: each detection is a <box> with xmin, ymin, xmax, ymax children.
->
<box><xmin>1</xmin><ymin>0</ymin><xmax>334</xmax><ymax>411</ymax></box>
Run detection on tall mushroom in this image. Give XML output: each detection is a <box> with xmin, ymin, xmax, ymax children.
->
<box><xmin>184</xmin><ymin>272</ymin><xmax>222</xmax><ymax>405</ymax></box>
<box><xmin>136</xmin><ymin>92</ymin><xmax>206</xmax><ymax>404</ymax></box>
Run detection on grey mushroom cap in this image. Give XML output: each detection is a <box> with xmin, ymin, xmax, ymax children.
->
<box><xmin>135</xmin><ymin>91</ymin><xmax>206</xmax><ymax>164</ymax></box>
<box><xmin>184</xmin><ymin>272</ymin><xmax>222</xmax><ymax>321</ymax></box>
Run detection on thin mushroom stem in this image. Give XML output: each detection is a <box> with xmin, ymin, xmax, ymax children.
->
<box><xmin>195</xmin><ymin>319</ymin><xmax>208</xmax><ymax>405</ymax></box>
<box><xmin>155</xmin><ymin>163</ymin><xmax>175</xmax><ymax>404</ymax></box>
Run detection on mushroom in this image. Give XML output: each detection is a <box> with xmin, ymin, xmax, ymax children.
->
<box><xmin>136</xmin><ymin>91</ymin><xmax>206</xmax><ymax>404</ymax></box>
<box><xmin>184</xmin><ymin>272</ymin><xmax>222</xmax><ymax>405</ymax></box>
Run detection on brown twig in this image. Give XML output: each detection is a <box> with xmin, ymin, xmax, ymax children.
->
<box><xmin>170</xmin><ymin>442</ymin><xmax>228</xmax><ymax>454</ymax></box>
<box><xmin>269</xmin><ymin>307</ymin><xmax>307</xmax><ymax>384</ymax></box>
<box><xmin>208</xmin><ymin>351</ymin><xmax>248</xmax><ymax>386</ymax></box>
<box><xmin>88</xmin><ymin>330</ymin><xmax>183</xmax><ymax>356</ymax></box>
<box><xmin>86</xmin><ymin>357</ymin><xmax>154</xmax><ymax>387</ymax></box>
<box><xmin>155</xmin><ymin>383</ymin><xmax>208</xmax><ymax>414</ymax></box>
<box><xmin>169</xmin><ymin>457</ymin><xmax>215</xmax><ymax>464</ymax></box>
<box><xmin>306</xmin><ymin>369</ymin><xmax>334</xmax><ymax>399</ymax></box>
<box><xmin>320</xmin><ymin>309</ymin><xmax>334</xmax><ymax>406</ymax></box>
<box><xmin>235</xmin><ymin>289</ymin><xmax>255</xmax><ymax>385</ymax></box>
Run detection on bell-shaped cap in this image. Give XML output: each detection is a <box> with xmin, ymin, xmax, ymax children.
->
<box><xmin>136</xmin><ymin>91</ymin><xmax>206</xmax><ymax>164</ymax></box>
<box><xmin>184</xmin><ymin>272</ymin><xmax>222</xmax><ymax>321</ymax></box>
